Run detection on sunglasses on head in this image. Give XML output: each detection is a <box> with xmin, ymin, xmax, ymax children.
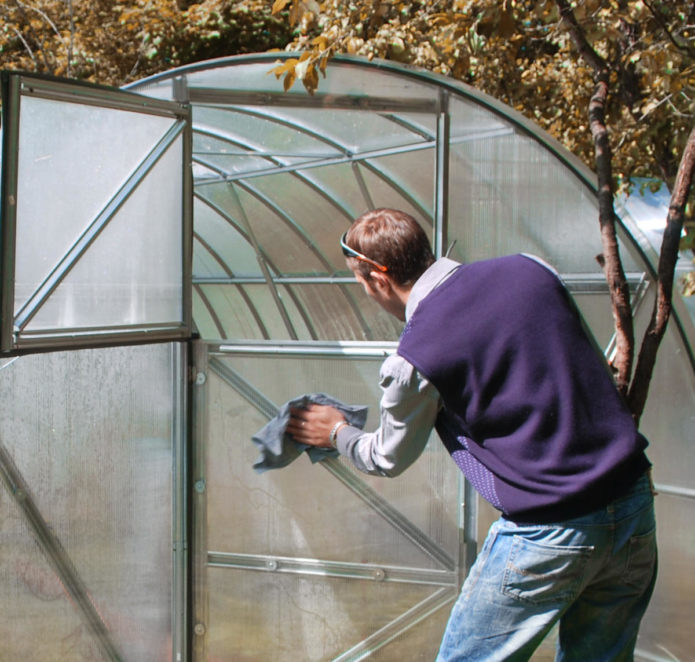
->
<box><xmin>340</xmin><ymin>232</ymin><xmax>388</xmax><ymax>272</ymax></box>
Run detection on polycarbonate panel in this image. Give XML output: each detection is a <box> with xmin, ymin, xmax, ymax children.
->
<box><xmin>25</xmin><ymin>138</ymin><xmax>184</xmax><ymax>330</ymax></box>
<box><xmin>196</xmin><ymin>282</ymin><xmax>403</xmax><ymax>342</ymax></box>
<box><xmin>194</xmin><ymin>105</ymin><xmax>344</xmax><ymax>160</ymax></box>
<box><xmin>638</xmin><ymin>323</ymin><xmax>695</xmax><ymax>488</ymax></box>
<box><xmin>0</xmin><ymin>343</ymin><xmax>179</xmax><ymax>662</ymax></box>
<box><xmin>195</xmin><ymin>347</ymin><xmax>462</xmax><ymax>660</ymax></box>
<box><xmin>206</xmin><ymin>568</ymin><xmax>451</xmax><ymax>662</ymax></box>
<box><xmin>636</xmin><ymin>493</ymin><xmax>694</xmax><ymax>660</ymax></box>
<box><xmin>448</xmin><ymin>127</ymin><xmax>597</xmax><ymax>267</ymax></box>
<box><xmin>193</xmin><ymin>197</ymin><xmax>263</xmax><ymax>279</ymax></box>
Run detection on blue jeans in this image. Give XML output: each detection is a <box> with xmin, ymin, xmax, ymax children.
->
<box><xmin>436</xmin><ymin>474</ymin><xmax>657</xmax><ymax>662</ymax></box>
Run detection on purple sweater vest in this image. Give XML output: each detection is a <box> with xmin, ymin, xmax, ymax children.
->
<box><xmin>398</xmin><ymin>255</ymin><xmax>649</xmax><ymax>523</ymax></box>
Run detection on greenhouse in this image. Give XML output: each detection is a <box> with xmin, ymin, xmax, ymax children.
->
<box><xmin>0</xmin><ymin>54</ymin><xmax>693</xmax><ymax>661</ymax></box>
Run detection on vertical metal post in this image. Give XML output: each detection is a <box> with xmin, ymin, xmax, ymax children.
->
<box><xmin>177</xmin><ymin>76</ymin><xmax>195</xmax><ymax>339</ymax></box>
<box><xmin>0</xmin><ymin>72</ymin><xmax>21</xmax><ymax>352</ymax></box>
<box><xmin>434</xmin><ymin>90</ymin><xmax>450</xmax><ymax>259</ymax></box>
<box><xmin>172</xmin><ymin>342</ymin><xmax>190</xmax><ymax>662</ymax></box>
<box><xmin>190</xmin><ymin>340</ymin><xmax>210</xmax><ymax>662</ymax></box>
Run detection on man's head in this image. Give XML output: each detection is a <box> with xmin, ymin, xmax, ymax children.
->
<box><xmin>341</xmin><ymin>208</ymin><xmax>435</xmax><ymax>320</ymax></box>
<box><xmin>342</xmin><ymin>208</ymin><xmax>435</xmax><ymax>286</ymax></box>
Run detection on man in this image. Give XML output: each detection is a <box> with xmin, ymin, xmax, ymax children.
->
<box><xmin>287</xmin><ymin>208</ymin><xmax>657</xmax><ymax>661</ymax></box>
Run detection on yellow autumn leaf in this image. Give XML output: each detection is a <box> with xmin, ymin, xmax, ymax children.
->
<box><xmin>272</xmin><ymin>0</ymin><xmax>292</xmax><ymax>15</ymax></box>
<box><xmin>303</xmin><ymin>62</ymin><xmax>319</xmax><ymax>94</ymax></box>
<box><xmin>271</xmin><ymin>57</ymin><xmax>299</xmax><ymax>77</ymax></box>
<box><xmin>283</xmin><ymin>69</ymin><xmax>296</xmax><ymax>92</ymax></box>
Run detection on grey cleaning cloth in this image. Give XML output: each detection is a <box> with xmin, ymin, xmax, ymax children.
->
<box><xmin>251</xmin><ymin>393</ymin><xmax>368</xmax><ymax>473</ymax></box>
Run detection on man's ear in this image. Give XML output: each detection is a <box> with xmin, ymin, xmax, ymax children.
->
<box><xmin>368</xmin><ymin>270</ymin><xmax>393</xmax><ymax>293</ymax></box>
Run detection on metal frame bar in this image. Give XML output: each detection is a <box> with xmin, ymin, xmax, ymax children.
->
<box><xmin>191</xmin><ymin>341</ymin><xmax>210</xmax><ymax>662</ymax></box>
<box><xmin>194</xmin><ymin>273</ymin><xmax>648</xmax><ymax>289</ymax></box>
<box><xmin>208</xmin><ymin>551</ymin><xmax>456</xmax><ymax>586</ymax></box>
<box><xmin>0</xmin><ymin>72</ymin><xmax>22</xmax><ymax>352</ymax></box>
<box><xmin>172</xmin><ymin>343</ymin><xmax>190</xmax><ymax>662</ymax></box>
<box><xmin>11</xmin><ymin>322</ymin><xmax>187</xmax><ymax>351</ymax></box>
<box><xmin>653</xmin><ymin>483</ymin><xmax>695</xmax><ymax>500</ymax></box>
<box><xmin>18</xmin><ymin>72</ymin><xmax>188</xmax><ymax>118</ymax></box>
<box><xmin>211</xmin><ymin>340</ymin><xmax>397</xmax><ymax>359</ymax></box>
<box><xmin>188</xmin><ymin>87</ymin><xmax>440</xmax><ymax>114</ymax></box>
<box><xmin>434</xmin><ymin>91</ymin><xmax>450</xmax><ymax>258</ymax></box>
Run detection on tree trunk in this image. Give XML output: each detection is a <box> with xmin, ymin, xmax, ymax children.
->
<box><xmin>556</xmin><ymin>0</ymin><xmax>634</xmax><ymax>396</ymax></box>
<box><xmin>628</xmin><ymin>125</ymin><xmax>695</xmax><ymax>422</ymax></box>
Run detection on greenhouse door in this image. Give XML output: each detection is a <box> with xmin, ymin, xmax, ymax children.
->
<box><xmin>191</xmin><ymin>341</ymin><xmax>467</xmax><ymax>662</ymax></box>
<box><xmin>0</xmin><ymin>72</ymin><xmax>192</xmax><ymax>662</ymax></box>
<box><xmin>0</xmin><ymin>71</ymin><xmax>193</xmax><ymax>352</ymax></box>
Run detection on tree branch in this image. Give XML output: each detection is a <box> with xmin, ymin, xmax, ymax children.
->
<box><xmin>628</xmin><ymin>125</ymin><xmax>695</xmax><ymax>422</ymax></box>
<box><xmin>643</xmin><ymin>0</ymin><xmax>695</xmax><ymax>58</ymax></box>
<box><xmin>556</xmin><ymin>0</ymin><xmax>634</xmax><ymax>396</ymax></box>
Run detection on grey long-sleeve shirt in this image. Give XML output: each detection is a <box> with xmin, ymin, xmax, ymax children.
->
<box><xmin>334</xmin><ymin>258</ymin><xmax>460</xmax><ymax>476</ymax></box>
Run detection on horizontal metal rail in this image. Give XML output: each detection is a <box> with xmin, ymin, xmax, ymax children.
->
<box><xmin>13</xmin><ymin>322</ymin><xmax>188</xmax><ymax>351</ymax></box>
<box><xmin>192</xmin><ymin>126</ymin><xmax>513</xmax><ymax>185</ymax></box>
<box><xmin>212</xmin><ymin>341</ymin><xmax>396</xmax><ymax>359</ymax></box>
<box><xmin>193</xmin><ymin>272</ymin><xmax>648</xmax><ymax>291</ymax></box>
<box><xmin>653</xmin><ymin>483</ymin><xmax>695</xmax><ymax>500</ymax></box>
<box><xmin>189</xmin><ymin>87</ymin><xmax>440</xmax><ymax>113</ymax></box>
<box><xmin>208</xmin><ymin>551</ymin><xmax>456</xmax><ymax>587</ymax></box>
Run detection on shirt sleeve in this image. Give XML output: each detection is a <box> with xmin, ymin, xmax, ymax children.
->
<box><xmin>334</xmin><ymin>353</ymin><xmax>441</xmax><ymax>477</ymax></box>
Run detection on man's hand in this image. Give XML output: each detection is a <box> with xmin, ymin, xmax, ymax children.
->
<box><xmin>287</xmin><ymin>404</ymin><xmax>346</xmax><ymax>448</ymax></box>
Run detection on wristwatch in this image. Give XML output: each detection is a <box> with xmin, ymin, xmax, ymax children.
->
<box><xmin>328</xmin><ymin>420</ymin><xmax>348</xmax><ymax>448</ymax></box>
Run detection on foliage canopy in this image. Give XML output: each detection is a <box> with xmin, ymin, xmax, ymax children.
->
<box><xmin>0</xmin><ymin>1</ymin><xmax>692</xmax><ymax>193</ymax></box>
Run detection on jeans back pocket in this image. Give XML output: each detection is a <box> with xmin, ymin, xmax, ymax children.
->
<box><xmin>502</xmin><ymin>535</ymin><xmax>594</xmax><ymax>606</ymax></box>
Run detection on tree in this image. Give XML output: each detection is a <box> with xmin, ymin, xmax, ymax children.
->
<box><xmin>270</xmin><ymin>0</ymin><xmax>695</xmax><ymax>423</ymax></box>
<box><xmin>0</xmin><ymin>0</ymin><xmax>291</xmax><ymax>85</ymax></box>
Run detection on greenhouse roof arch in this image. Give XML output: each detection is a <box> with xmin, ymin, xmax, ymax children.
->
<box><xmin>127</xmin><ymin>54</ymin><xmax>694</xmax><ymax>365</ymax></box>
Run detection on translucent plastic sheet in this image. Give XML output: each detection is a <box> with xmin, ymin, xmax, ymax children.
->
<box><xmin>0</xmin><ymin>344</ymin><xmax>178</xmax><ymax>662</ymax></box>
<box><xmin>194</xmin><ymin>348</ymin><xmax>462</xmax><ymax>660</ymax></box>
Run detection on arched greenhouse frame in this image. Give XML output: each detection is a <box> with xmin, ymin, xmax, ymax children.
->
<box><xmin>0</xmin><ymin>53</ymin><xmax>693</xmax><ymax>661</ymax></box>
